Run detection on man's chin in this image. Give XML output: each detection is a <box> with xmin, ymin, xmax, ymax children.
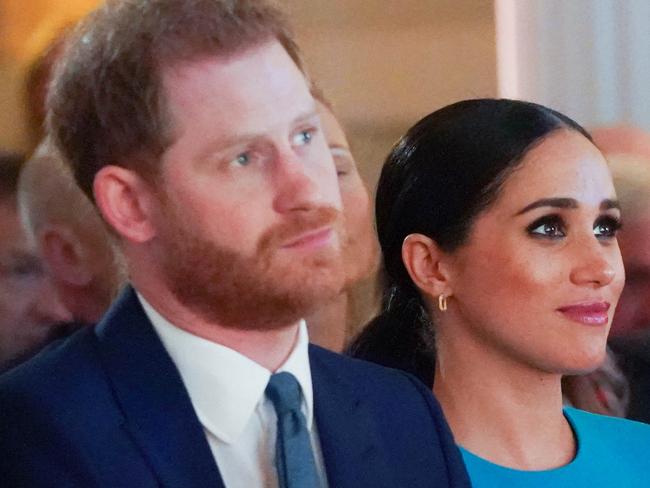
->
<box><xmin>240</xmin><ymin>262</ymin><xmax>345</xmax><ymax>330</ymax></box>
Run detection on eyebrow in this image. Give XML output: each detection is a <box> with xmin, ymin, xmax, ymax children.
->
<box><xmin>516</xmin><ymin>197</ymin><xmax>620</xmax><ymax>215</ymax></box>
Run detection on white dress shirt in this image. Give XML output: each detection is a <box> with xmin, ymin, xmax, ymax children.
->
<box><xmin>137</xmin><ymin>293</ymin><xmax>328</xmax><ymax>488</ymax></box>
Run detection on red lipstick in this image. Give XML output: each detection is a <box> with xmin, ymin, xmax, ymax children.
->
<box><xmin>557</xmin><ymin>302</ymin><xmax>611</xmax><ymax>326</ymax></box>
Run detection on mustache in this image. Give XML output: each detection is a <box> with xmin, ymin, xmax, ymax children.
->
<box><xmin>258</xmin><ymin>206</ymin><xmax>342</xmax><ymax>251</ymax></box>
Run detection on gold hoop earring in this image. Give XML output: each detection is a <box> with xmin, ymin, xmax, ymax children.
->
<box><xmin>438</xmin><ymin>294</ymin><xmax>448</xmax><ymax>312</ymax></box>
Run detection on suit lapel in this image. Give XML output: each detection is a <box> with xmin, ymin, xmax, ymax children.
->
<box><xmin>310</xmin><ymin>346</ymin><xmax>397</xmax><ymax>488</ymax></box>
<box><xmin>94</xmin><ymin>287</ymin><xmax>225</xmax><ymax>488</ymax></box>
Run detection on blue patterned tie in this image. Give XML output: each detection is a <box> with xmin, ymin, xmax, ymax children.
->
<box><xmin>265</xmin><ymin>372</ymin><xmax>320</xmax><ymax>488</ymax></box>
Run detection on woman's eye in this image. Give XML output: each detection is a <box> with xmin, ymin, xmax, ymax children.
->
<box><xmin>527</xmin><ymin>216</ymin><xmax>566</xmax><ymax>238</ymax></box>
<box><xmin>594</xmin><ymin>216</ymin><xmax>622</xmax><ymax>239</ymax></box>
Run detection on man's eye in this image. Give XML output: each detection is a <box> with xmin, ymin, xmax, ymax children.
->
<box><xmin>1</xmin><ymin>260</ymin><xmax>43</xmax><ymax>279</ymax></box>
<box><xmin>527</xmin><ymin>215</ymin><xmax>566</xmax><ymax>238</ymax></box>
<box><xmin>232</xmin><ymin>153</ymin><xmax>250</xmax><ymax>166</ymax></box>
<box><xmin>594</xmin><ymin>216</ymin><xmax>622</xmax><ymax>239</ymax></box>
<box><xmin>293</xmin><ymin>129</ymin><xmax>315</xmax><ymax>146</ymax></box>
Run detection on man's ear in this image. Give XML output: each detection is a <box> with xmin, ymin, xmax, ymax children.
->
<box><xmin>39</xmin><ymin>225</ymin><xmax>92</xmax><ymax>287</ymax></box>
<box><xmin>401</xmin><ymin>233</ymin><xmax>453</xmax><ymax>299</ymax></box>
<box><xmin>93</xmin><ymin>165</ymin><xmax>158</xmax><ymax>244</ymax></box>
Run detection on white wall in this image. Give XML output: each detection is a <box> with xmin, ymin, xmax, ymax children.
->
<box><xmin>496</xmin><ymin>0</ymin><xmax>650</xmax><ymax>130</ymax></box>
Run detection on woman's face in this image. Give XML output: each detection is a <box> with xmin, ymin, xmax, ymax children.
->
<box><xmin>444</xmin><ymin>130</ymin><xmax>625</xmax><ymax>374</ymax></box>
<box><xmin>317</xmin><ymin>101</ymin><xmax>379</xmax><ymax>286</ymax></box>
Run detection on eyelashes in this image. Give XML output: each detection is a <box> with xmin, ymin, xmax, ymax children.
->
<box><xmin>526</xmin><ymin>213</ymin><xmax>622</xmax><ymax>240</ymax></box>
<box><xmin>527</xmin><ymin>214</ymin><xmax>566</xmax><ymax>238</ymax></box>
<box><xmin>593</xmin><ymin>215</ymin><xmax>622</xmax><ymax>238</ymax></box>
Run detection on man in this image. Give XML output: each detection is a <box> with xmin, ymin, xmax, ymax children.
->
<box><xmin>0</xmin><ymin>1</ymin><xmax>469</xmax><ymax>487</ymax></box>
<box><xmin>0</xmin><ymin>151</ymin><xmax>71</xmax><ymax>372</ymax></box>
<box><xmin>306</xmin><ymin>96</ymin><xmax>380</xmax><ymax>351</ymax></box>
<box><xmin>18</xmin><ymin>139</ymin><xmax>125</xmax><ymax>324</ymax></box>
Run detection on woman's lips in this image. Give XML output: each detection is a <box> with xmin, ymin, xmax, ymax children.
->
<box><xmin>557</xmin><ymin>302</ymin><xmax>611</xmax><ymax>326</ymax></box>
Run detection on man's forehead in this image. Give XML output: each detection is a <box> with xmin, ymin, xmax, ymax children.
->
<box><xmin>161</xmin><ymin>40</ymin><xmax>307</xmax><ymax>101</ymax></box>
<box><xmin>159</xmin><ymin>40</ymin><xmax>315</xmax><ymax>149</ymax></box>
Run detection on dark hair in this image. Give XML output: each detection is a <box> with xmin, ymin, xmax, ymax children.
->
<box><xmin>47</xmin><ymin>0</ymin><xmax>303</xmax><ymax>201</ymax></box>
<box><xmin>349</xmin><ymin>98</ymin><xmax>592</xmax><ymax>386</ymax></box>
<box><xmin>0</xmin><ymin>151</ymin><xmax>25</xmax><ymax>202</ymax></box>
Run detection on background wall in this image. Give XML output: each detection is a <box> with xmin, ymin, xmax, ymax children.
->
<box><xmin>0</xmin><ymin>0</ymin><xmax>498</xmax><ymax>191</ymax></box>
<box><xmin>286</xmin><ymin>0</ymin><xmax>497</xmax><ymax>188</ymax></box>
<box><xmin>496</xmin><ymin>0</ymin><xmax>650</xmax><ymax>133</ymax></box>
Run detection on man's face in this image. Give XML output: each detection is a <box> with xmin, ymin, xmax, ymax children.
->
<box><xmin>148</xmin><ymin>41</ymin><xmax>345</xmax><ymax>329</ymax></box>
<box><xmin>0</xmin><ymin>200</ymin><xmax>71</xmax><ymax>369</ymax></box>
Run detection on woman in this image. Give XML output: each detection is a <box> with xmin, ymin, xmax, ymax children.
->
<box><xmin>305</xmin><ymin>96</ymin><xmax>381</xmax><ymax>351</ymax></box>
<box><xmin>350</xmin><ymin>99</ymin><xmax>650</xmax><ymax>485</ymax></box>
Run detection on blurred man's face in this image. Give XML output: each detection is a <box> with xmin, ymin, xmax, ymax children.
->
<box><xmin>143</xmin><ymin>41</ymin><xmax>345</xmax><ymax>329</ymax></box>
<box><xmin>316</xmin><ymin>101</ymin><xmax>379</xmax><ymax>287</ymax></box>
<box><xmin>0</xmin><ymin>200</ymin><xmax>71</xmax><ymax>370</ymax></box>
<box><xmin>611</xmin><ymin>213</ymin><xmax>650</xmax><ymax>336</ymax></box>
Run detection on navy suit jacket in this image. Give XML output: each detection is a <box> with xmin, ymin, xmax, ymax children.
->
<box><xmin>0</xmin><ymin>287</ymin><xmax>469</xmax><ymax>487</ymax></box>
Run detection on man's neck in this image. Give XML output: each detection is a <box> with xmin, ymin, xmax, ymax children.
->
<box><xmin>137</xmin><ymin>285</ymin><xmax>302</xmax><ymax>372</ymax></box>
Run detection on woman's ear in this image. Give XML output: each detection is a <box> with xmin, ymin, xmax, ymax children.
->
<box><xmin>93</xmin><ymin>165</ymin><xmax>158</xmax><ymax>244</ymax></box>
<box><xmin>401</xmin><ymin>233</ymin><xmax>453</xmax><ymax>298</ymax></box>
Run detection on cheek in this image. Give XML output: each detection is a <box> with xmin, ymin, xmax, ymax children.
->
<box><xmin>342</xmin><ymin>188</ymin><xmax>372</xmax><ymax>236</ymax></box>
<box><xmin>454</xmin><ymin>241</ymin><xmax>565</xmax><ymax>320</ymax></box>
<box><xmin>0</xmin><ymin>285</ymin><xmax>28</xmax><ymax>323</ymax></box>
<box><xmin>165</xmin><ymin>188</ymin><xmax>269</xmax><ymax>251</ymax></box>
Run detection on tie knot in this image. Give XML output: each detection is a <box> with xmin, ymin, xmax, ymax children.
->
<box><xmin>266</xmin><ymin>372</ymin><xmax>303</xmax><ymax>416</ymax></box>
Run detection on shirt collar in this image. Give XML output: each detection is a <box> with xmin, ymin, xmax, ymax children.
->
<box><xmin>136</xmin><ymin>292</ymin><xmax>314</xmax><ymax>444</ymax></box>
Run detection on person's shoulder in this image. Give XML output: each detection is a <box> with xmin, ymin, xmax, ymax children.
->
<box><xmin>565</xmin><ymin>407</ymin><xmax>650</xmax><ymax>444</ymax></box>
<box><xmin>310</xmin><ymin>344</ymin><xmax>470</xmax><ymax>487</ymax></box>
<box><xmin>309</xmin><ymin>344</ymin><xmax>436</xmax><ymax>408</ymax></box>
<box><xmin>0</xmin><ymin>325</ymin><xmax>107</xmax><ymax>414</ymax></box>
<box><xmin>311</xmin><ymin>343</ymin><xmax>426</xmax><ymax>382</ymax></box>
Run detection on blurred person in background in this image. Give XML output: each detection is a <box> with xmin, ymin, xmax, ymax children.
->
<box><xmin>607</xmin><ymin>154</ymin><xmax>650</xmax><ymax>422</ymax></box>
<box><xmin>306</xmin><ymin>93</ymin><xmax>380</xmax><ymax>351</ymax></box>
<box><xmin>565</xmin><ymin>126</ymin><xmax>650</xmax><ymax>423</ymax></box>
<box><xmin>18</xmin><ymin>139</ymin><xmax>125</xmax><ymax>326</ymax></box>
<box><xmin>0</xmin><ymin>151</ymin><xmax>71</xmax><ymax>372</ymax></box>
<box><xmin>592</xmin><ymin>127</ymin><xmax>650</xmax><ymax>340</ymax></box>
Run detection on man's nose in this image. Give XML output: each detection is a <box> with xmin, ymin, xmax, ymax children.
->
<box><xmin>272</xmin><ymin>147</ymin><xmax>341</xmax><ymax>214</ymax></box>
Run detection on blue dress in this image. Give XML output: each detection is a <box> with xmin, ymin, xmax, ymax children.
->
<box><xmin>460</xmin><ymin>407</ymin><xmax>650</xmax><ymax>487</ymax></box>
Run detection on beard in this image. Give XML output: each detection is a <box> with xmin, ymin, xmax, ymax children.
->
<box><xmin>156</xmin><ymin>204</ymin><xmax>346</xmax><ymax>331</ymax></box>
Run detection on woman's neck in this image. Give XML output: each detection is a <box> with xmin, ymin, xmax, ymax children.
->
<box><xmin>305</xmin><ymin>292</ymin><xmax>348</xmax><ymax>352</ymax></box>
<box><xmin>434</xmin><ymin>329</ymin><xmax>576</xmax><ymax>470</ymax></box>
